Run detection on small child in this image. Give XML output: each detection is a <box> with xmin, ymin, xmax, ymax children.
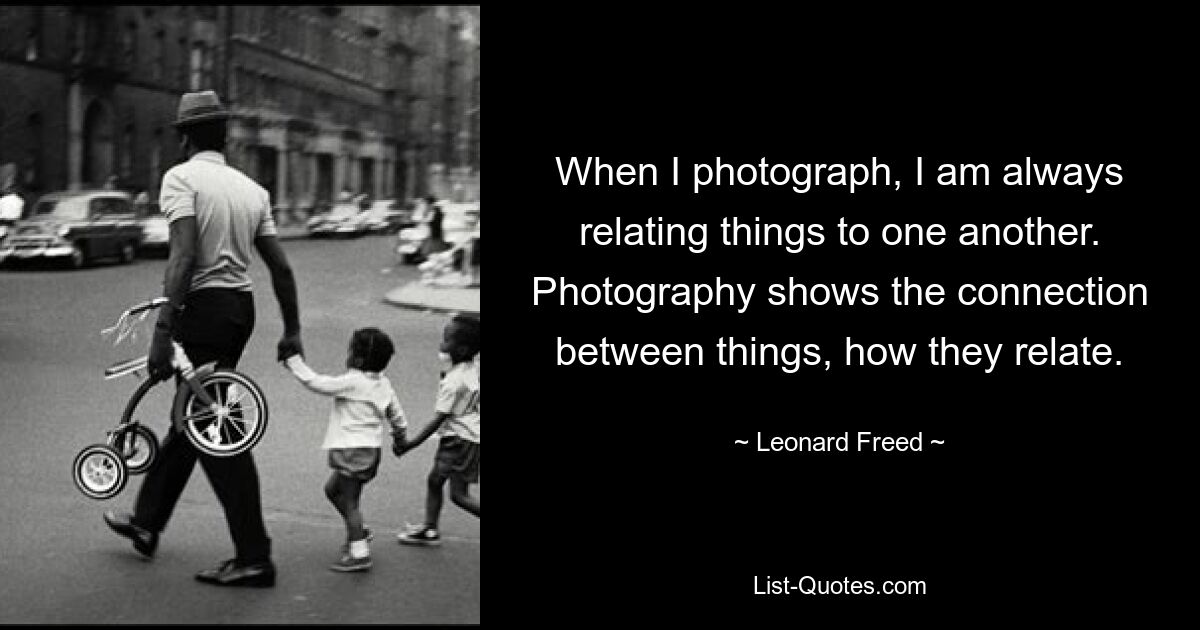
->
<box><xmin>283</xmin><ymin>328</ymin><xmax>406</xmax><ymax>572</ymax></box>
<box><xmin>395</xmin><ymin>314</ymin><xmax>480</xmax><ymax>546</ymax></box>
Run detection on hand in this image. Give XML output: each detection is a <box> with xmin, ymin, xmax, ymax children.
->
<box><xmin>392</xmin><ymin>435</ymin><xmax>409</xmax><ymax>457</ymax></box>
<box><xmin>147</xmin><ymin>327</ymin><xmax>175</xmax><ymax>383</ymax></box>
<box><xmin>277</xmin><ymin>333</ymin><xmax>304</xmax><ymax>362</ymax></box>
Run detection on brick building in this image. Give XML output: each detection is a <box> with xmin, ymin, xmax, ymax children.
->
<box><xmin>0</xmin><ymin>5</ymin><xmax>480</xmax><ymax>219</ymax></box>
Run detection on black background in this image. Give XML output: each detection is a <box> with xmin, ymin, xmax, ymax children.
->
<box><xmin>492</xmin><ymin>10</ymin><xmax>1187</xmax><ymax>624</ymax></box>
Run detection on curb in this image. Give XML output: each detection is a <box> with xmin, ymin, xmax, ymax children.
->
<box><xmin>383</xmin><ymin>295</ymin><xmax>480</xmax><ymax>317</ymax></box>
<box><xmin>383</xmin><ymin>284</ymin><xmax>480</xmax><ymax>317</ymax></box>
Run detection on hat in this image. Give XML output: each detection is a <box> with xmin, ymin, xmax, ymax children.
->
<box><xmin>172</xmin><ymin>90</ymin><xmax>231</xmax><ymax>128</ymax></box>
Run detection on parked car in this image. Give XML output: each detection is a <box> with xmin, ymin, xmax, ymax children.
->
<box><xmin>306</xmin><ymin>199</ymin><xmax>371</xmax><ymax>238</ymax></box>
<box><xmin>0</xmin><ymin>190</ymin><xmax>143</xmax><ymax>268</ymax></box>
<box><xmin>396</xmin><ymin>201</ymin><xmax>480</xmax><ymax>264</ymax></box>
<box><xmin>135</xmin><ymin>199</ymin><xmax>169</xmax><ymax>257</ymax></box>
<box><xmin>360</xmin><ymin>199</ymin><xmax>412</xmax><ymax>234</ymax></box>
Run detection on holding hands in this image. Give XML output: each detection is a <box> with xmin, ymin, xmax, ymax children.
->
<box><xmin>277</xmin><ymin>332</ymin><xmax>304</xmax><ymax>363</ymax></box>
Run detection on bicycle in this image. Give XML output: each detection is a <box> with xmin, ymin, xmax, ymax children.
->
<box><xmin>72</xmin><ymin>297</ymin><xmax>270</xmax><ymax>500</ymax></box>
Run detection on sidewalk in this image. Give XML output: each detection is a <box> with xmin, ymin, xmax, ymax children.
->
<box><xmin>275</xmin><ymin>224</ymin><xmax>309</xmax><ymax>241</ymax></box>
<box><xmin>384</xmin><ymin>280</ymin><xmax>479</xmax><ymax>316</ymax></box>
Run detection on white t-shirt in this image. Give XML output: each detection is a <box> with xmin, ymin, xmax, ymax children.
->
<box><xmin>0</xmin><ymin>193</ymin><xmax>23</xmax><ymax>222</ymax></box>
<box><xmin>286</xmin><ymin>356</ymin><xmax>406</xmax><ymax>449</ymax></box>
<box><xmin>160</xmin><ymin>151</ymin><xmax>278</xmax><ymax>293</ymax></box>
<box><xmin>437</xmin><ymin>357</ymin><xmax>480</xmax><ymax>443</ymax></box>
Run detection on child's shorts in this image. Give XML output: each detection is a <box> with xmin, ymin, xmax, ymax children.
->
<box><xmin>435</xmin><ymin>436</ymin><xmax>480</xmax><ymax>483</ymax></box>
<box><xmin>328</xmin><ymin>447</ymin><xmax>382</xmax><ymax>482</ymax></box>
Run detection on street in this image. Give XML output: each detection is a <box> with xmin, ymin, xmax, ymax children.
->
<box><xmin>0</xmin><ymin>234</ymin><xmax>479</xmax><ymax>624</ymax></box>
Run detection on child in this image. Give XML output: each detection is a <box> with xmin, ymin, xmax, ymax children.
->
<box><xmin>283</xmin><ymin>327</ymin><xmax>405</xmax><ymax>572</ymax></box>
<box><xmin>395</xmin><ymin>314</ymin><xmax>480</xmax><ymax>546</ymax></box>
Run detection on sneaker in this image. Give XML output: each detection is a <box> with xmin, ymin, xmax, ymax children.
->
<box><xmin>330</xmin><ymin>554</ymin><xmax>373</xmax><ymax>573</ymax></box>
<box><xmin>340</xmin><ymin>527</ymin><xmax>374</xmax><ymax>554</ymax></box>
<box><xmin>397</xmin><ymin>524</ymin><xmax>442</xmax><ymax>547</ymax></box>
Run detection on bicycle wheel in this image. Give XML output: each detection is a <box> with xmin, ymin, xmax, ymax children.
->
<box><xmin>72</xmin><ymin>444</ymin><xmax>128</xmax><ymax>500</ymax></box>
<box><xmin>108</xmin><ymin>424</ymin><xmax>159</xmax><ymax>475</ymax></box>
<box><xmin>180</xmin><ymin>371</ymin><xmax>268</xmax><ymax>457</ymax></box>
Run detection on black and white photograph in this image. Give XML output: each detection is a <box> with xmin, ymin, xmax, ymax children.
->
<box><xmin>0</xmin><ymin>5</ymin><xmax>479</xmax><ymax>624</ymax></box>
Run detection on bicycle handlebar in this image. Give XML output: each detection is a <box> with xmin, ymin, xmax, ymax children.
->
<box><xmin>101</xmin><ymin>298</ymin><xmax>170</xmax><ymax>346</ymax></box>
<box><xmin>127</xmin><ymin>297</ymin><xmax>170</xmax><ymax>316</ymax></box>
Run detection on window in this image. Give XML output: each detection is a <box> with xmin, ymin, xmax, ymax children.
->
<box><xmin>25</xmin><ymin>6</ymin><xmax>41</xmax><ymax>61</ymax></box>
<box><xmin>261</xmin><ymin>7</ymin><xmax>276</xmax><ymax>44</ymax></box>
<box><xmin>123</xmin><ymin>21</ymin><xmax>137</xmax><ymax>70</ymax></box>
<box><xmin>263</xmin><ymin>75</ymin><xmax>277</xmax><ymax>105</ymax></box>
<box><xmin>121</xmin><ymin>124</ymin><xmax>134</xmax><ymax>180</ymax></box>
<box><xmin>178</xmin><ymin>37</ymin><xmax>188</xmax><ymax>89</ymax></box>
<box><xmin>237</xmin><ymin>69</ymin><xmax>255</xmax><ymax>106</ymax></box>
<box><xmin>153</xmin><ymin>30</ymin><xmax>164</xmax><ymax>81</ymax></box>
<box><xmin>26</xmin><ymin>24</ymin><xmax>39</xmax><ymax>61</ymax></box>
<box><xmin>190</xmin><ymin>43</ymin><xmax>203</xmax><ymax>90</ymax></box>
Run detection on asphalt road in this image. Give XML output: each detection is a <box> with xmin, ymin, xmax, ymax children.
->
<box><xmin>0</xmin><ymin>234</ymin><xmax>479</xmax><ymax>624</ymax></box>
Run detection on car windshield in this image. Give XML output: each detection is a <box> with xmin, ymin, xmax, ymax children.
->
<box><xmin>34</xmin><ymin>199</ymin><xmax>87</xmax><ymax>221</ymax></box>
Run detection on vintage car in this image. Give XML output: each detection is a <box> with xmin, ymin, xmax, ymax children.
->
<box><xmin>0</xmin><ymin>190</ymin><xmax>144</xmax><ymax>268</ymax></box>
<box><xmin>360</xmin><ymin>199</ymin><xmax>413</xmax><ymax>234</ymax></box>
<box><xmin>306</xmin><ymin>199</ymin><xmax>371</xmax><ymax>238</ymax></box>
<box><xmin>135</xmin><ymin>200</ymin><xmax>169</xmax><ymax>257</ymax></box>
<box><xmin>396</xmin><ymin>201</ymin><xmax>480</xmax><ymax>264</ymax></box>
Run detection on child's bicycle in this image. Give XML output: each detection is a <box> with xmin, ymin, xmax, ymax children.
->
<box><xmin>72</xmin><ymin>297</ymin><xmax>269</xmax><ymax>500</ymax></box>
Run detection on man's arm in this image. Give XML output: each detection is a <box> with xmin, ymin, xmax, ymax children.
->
<box><xmin>147</xmin><ymin>217</ymin><xmax>197</xmax><ymax>381</ymax></box>
<box><xmin>158</xmin><ymin>217</ymin><xmax>198</xmax><ymax>323</ymax></box>
<box><xmin>254</xmin><ymin>234</ymin><xmax>303</xmax><ymax>360</ymax></box>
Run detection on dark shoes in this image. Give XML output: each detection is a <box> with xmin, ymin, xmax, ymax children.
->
<box><xmin>397</xmin><ymin>524</ymin><xmax>442</xmax><ymax>547</ymax></box>
<box><xmin>329</xmin><ymin>554</ymin><xmax>373</xmax><ymax>573</ymax></box>
<box><xmin>103</xmin><ymin>511</ymin><xmax>158</xmax><ymax>558</ymax></box>
<box><xmin>195</xmin><ymin>559</ymin><xmax>277</xmax><ymax>588</ymax></box>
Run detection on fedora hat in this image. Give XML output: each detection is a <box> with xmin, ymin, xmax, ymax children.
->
<box><xmin>172</xmin><ymin>90</ymin><xmax>231</xmax><ymax>128</ymax></box>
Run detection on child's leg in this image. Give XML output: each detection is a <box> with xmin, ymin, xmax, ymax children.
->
<box><xmin>336</xmin><ymin>474</ymin><xmax>367</xmax><ymax>542</ymax></box>
<box><xmin>325</xmin><ymin>472</ymin><xmax>346</xmax><ymax>518</ymax></box>
<box><xmin>423</xmin><ymin>466</ymin><xmax>449</xmax><ymax>530</ymax></box>
<box><xmin>449</xmin><ymin>476</ymin><xmax>480</xmax><ymax>518</ymax></box>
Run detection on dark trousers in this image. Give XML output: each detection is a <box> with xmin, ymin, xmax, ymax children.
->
<box><xmin>132</xmin><ymin>289</ymin><xmax>271</xmax><ymax>564</ymax></box>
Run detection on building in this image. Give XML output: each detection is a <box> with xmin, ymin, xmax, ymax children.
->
<box><xmin>403</xmin><ymin>6</ymin><xmax>481</xmax><ymax>202</ymax></box>
<box><xmin>0</xmin><ymin>5</ymin><xmax>479</xmax><ymax>220</ymax></box>
<box><xmin>0</xmin><ymin>6</ymin><xmax>206</xmax><ymax>199</ymax></box>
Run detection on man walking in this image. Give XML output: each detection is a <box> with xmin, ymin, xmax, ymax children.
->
<box><xmin>103</xmin><ymin>90</ymin><xmax>303</xmax><ymax>588</ymax></box>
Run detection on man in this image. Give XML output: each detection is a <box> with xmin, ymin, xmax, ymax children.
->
<box><xmin>103</xmin><ymin>90</ymin><xmax>303</xmax><ymax>588</ymax></box>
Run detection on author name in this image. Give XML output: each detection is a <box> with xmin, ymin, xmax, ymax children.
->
<box><xmin>755</xmin><ymin>431</ymin><xmax>926</xmax><ymax>452</ymax></box>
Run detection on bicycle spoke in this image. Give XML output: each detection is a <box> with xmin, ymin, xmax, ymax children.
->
<box><xmin>226</xmin><ymin>389</ymin><xmax>251</xmax><ymax>407</ymax></box>
<box><xmin>226</xmin><ymin>412</ymin><xmax>257</xmax><ymax>428</ymax></box>
<box><xmin>186</xmin><ymin>407</ymin><xmax>221</xmax><ymax>422</ymax></box>
<box><xmin>227</xmin><ymin>418</ymin><xmax>248</xmax><ymax>440</ymax></box>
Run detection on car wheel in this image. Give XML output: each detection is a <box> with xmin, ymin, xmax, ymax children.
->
<box><xmin>119</xmin><ymin>241</ymin><xmax>136</xmax><ymax>264</ymax></box>
<box><xmin>70</xmin><ymin>243</ymin><xmax>87</xmax><ymax>269</ymax></box>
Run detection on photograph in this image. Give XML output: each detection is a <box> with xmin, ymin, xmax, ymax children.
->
<box><xmin>0</xmin><ymin>5</ymin><xmax>479</xmax><ymax>624</ymax></box>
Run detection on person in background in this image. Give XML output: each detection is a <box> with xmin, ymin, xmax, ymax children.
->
<box><xmin>420</xmin><ymin>197</ymin><xmax>449</xmax><ymax>259</ymax></box>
